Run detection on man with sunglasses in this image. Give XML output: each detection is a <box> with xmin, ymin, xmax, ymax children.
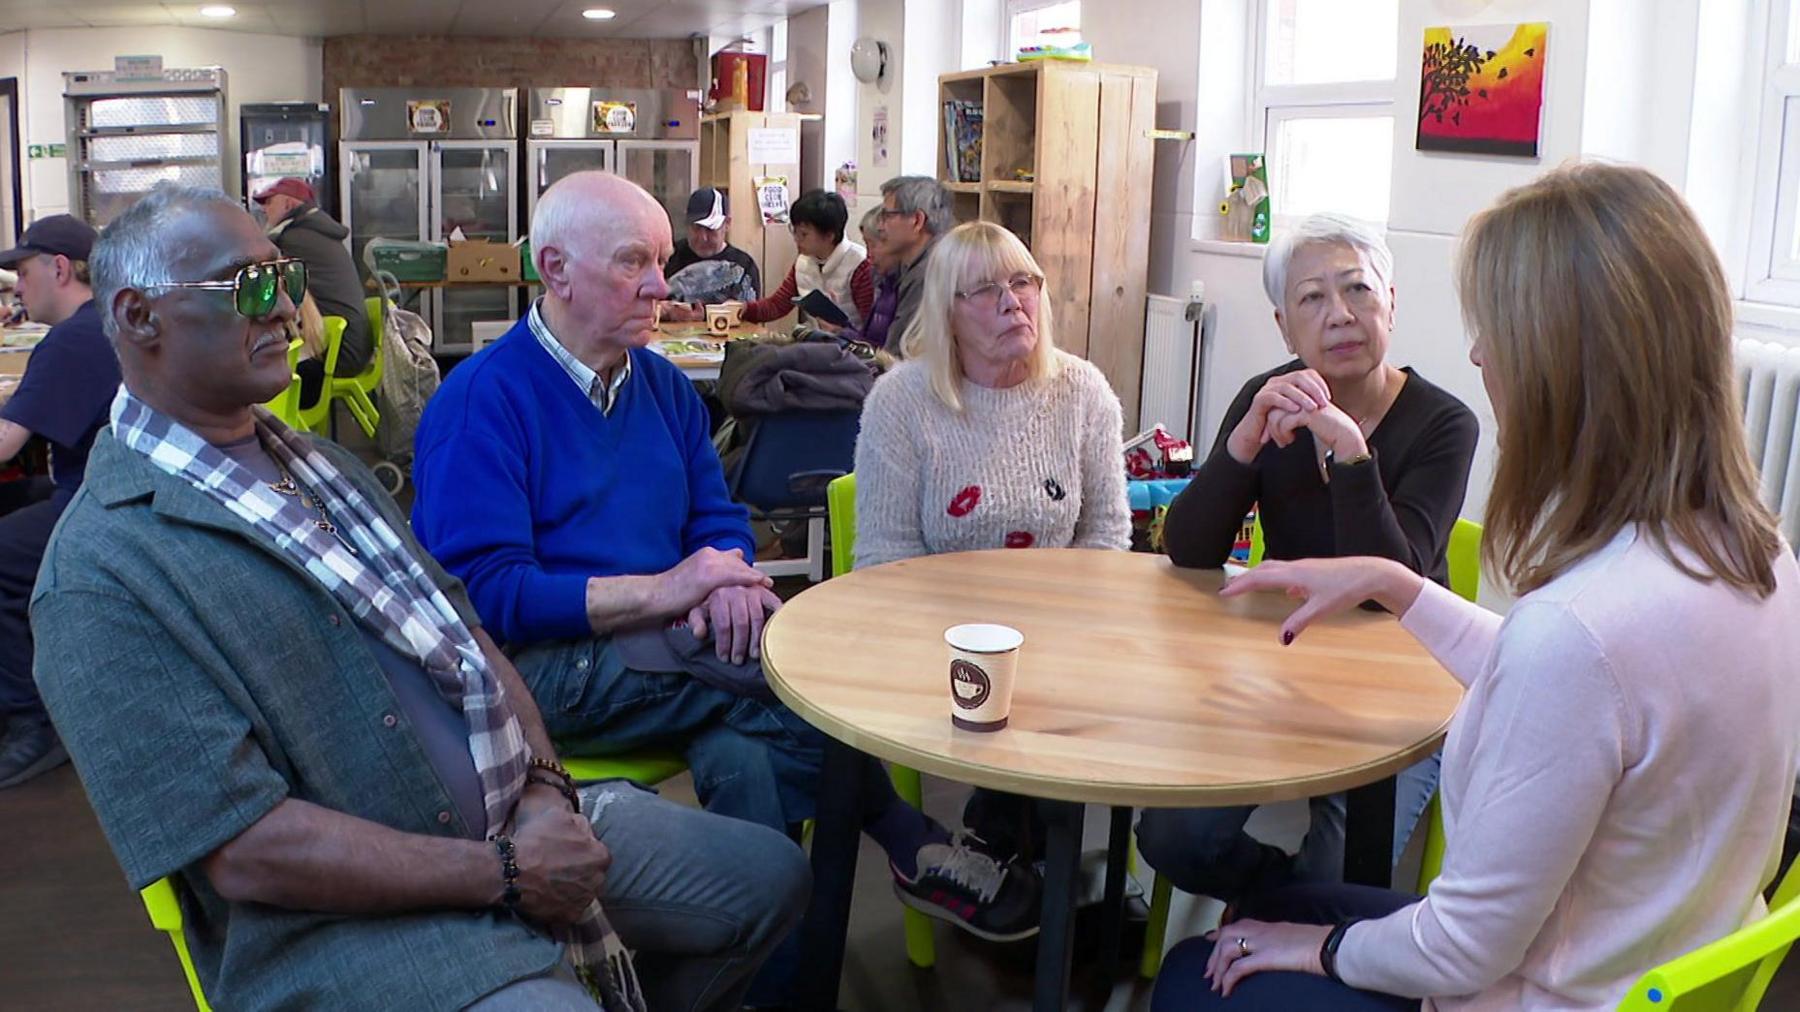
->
<box><xmin>878</xmin><ymin>175</ymin><xmax>954</xmax><ymax>355</ymax></box>
<box><xmin>31</xmin><ymin>184</ymin><xmax>807</xmax><ymax>1011</ymax></box>
<box><xmin>0</xmin><ymin>213</ymin><xmax>118</xmax><ymax>788</ymax></box>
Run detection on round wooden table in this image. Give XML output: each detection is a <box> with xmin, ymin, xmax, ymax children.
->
<box><xmin>762</xmin><ymin>548</ymin><xmax>1463</xmax><ymax>1011</ymax></box>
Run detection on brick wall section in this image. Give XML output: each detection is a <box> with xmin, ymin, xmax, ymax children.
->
<box><xmin>322</xmin><ymin>35</ymin><xmax>704</xmax><ymax>104</ymax></box>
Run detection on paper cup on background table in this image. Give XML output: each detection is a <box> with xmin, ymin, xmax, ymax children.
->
<box><xmin>944</xmin><ymin>623</ymin><xmax>1023</xmax><ymax>731</ymax></box>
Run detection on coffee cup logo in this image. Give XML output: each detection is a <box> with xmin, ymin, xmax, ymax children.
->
<box><xmin>950</xmin><ymin>659</ymin><xmax>991</xmax><ymax>710</ymax></box>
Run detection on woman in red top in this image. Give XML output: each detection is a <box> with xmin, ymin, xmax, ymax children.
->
<box><xmin>740</xmin><ymin>189</ymin><xmax>875</xmax><ymax>328</ymax></box>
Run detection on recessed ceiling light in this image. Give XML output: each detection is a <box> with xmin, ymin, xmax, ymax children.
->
<box><xmin>582</xmin><ymin>8</ymin><xmax>617</xmax><ymax>20</ymax></box>
<box><xmin>199</xmin><ymin>5</ymin><xmax>237</xmax><ymax>17</ymax></box>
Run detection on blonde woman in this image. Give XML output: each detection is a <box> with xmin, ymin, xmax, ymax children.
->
<box><xmin>853</xmin><ymin>220</ymin><xmax>1131</xmax><ymax>930</ymax></box>
<box><xmin>1152</xmin><ymin>164</ymin><xmax>1800</xmax><ymax>1011</ymax></box>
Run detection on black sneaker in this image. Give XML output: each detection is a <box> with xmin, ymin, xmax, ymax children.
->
<box><xmin>891</xmin><ymin>835</ymin><xmax>1043</xmax><ymax>942</ymax></box>
<box><xmin>0</xmin><ymin>712</ymin><xmax>67</xmax><ymax>789</ymax></box>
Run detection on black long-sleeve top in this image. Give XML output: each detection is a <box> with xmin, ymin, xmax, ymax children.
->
<box><xmin>1163</xmin><ymin>361</ymin><xmax>1479</xmax><ymax>586</ymax></box>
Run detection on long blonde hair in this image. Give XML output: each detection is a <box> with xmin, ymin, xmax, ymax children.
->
<box><xmin>900</xmin><ymin>221</ymin><xmax>1059</xmax><ymax>410</ymax></box>
<box><xmin>1458</xmin><ymin>161</ymin><xmax>1781</xmax><ymax>597</ymax></box>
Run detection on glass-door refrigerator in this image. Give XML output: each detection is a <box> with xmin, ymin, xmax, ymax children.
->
<box><xmin>339</xmin><ymin>87</ymin><xmax>517</xmax><ymax>357</ymax></box>
<box><xmin>241</xmin><ymin>101</ymin><xmax>331</xmax><ymax>214</ymax></box>
<box><xmin>525</xmin><ymin>87</ymin><xmax>700</xmax><ymax>234</ymax></box>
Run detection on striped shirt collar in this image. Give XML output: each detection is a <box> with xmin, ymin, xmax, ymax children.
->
<box><xmin>527</xmin><ymin>299</ymin><xmax>631</xmax><ymax>415</ymax></box>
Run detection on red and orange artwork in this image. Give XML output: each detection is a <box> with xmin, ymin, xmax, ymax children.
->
<box><xmin>1417</xmin><ymin>22</ymin><xmax>1549</xmax><ymax>158</ymax></box>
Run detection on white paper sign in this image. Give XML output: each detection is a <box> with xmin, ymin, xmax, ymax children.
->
<box><xmin>747</xmin><ymin>127</ymin><xmax>800</xmax><ymax>166</ymax></box>
<box><xmin>115</xmin><ymin>54</ymin><xmax>163</xmax><ymax>81</ymax></box>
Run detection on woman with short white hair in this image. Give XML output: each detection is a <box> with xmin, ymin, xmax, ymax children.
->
<box><xmin>1138</xmin><ymin>212</ymin><xmax>1478</xmax><ymax>906</ymax></box>
<box><xmin>852</xmin><ymin>220</ymin><xmax>1131</xmax><ymax>937</ymax></box>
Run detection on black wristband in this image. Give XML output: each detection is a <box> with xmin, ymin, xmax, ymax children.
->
<box><xmin>492</xmin><ymin>834</ymin><xmax>522</xmax><ymax>912</ymax></box>
<box><xmin>527</xmin><ymin>771</ymin><xmax>582</xmax><ymax>814</ymax></box>
<box><xmin>1320</xmin><ymin>918</ymin><xmax>1360</xmax><ymax>982</ymax></box>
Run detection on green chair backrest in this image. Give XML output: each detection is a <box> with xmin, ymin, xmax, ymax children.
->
<box><xmin>356</xmin><ymin>296</ymin><xmax>385</xmax><ymax>388</ymax></box>
<box><xmin>1448</xmin><ymin>517</ymin><xmax>1483</xmax><ymax>604</ymax></box>
<box><xmin>1616</xmin><ymin>860</ymin><xmax>1800</xmax><ymax>1011</ymax></box>
<box><xmin>139</xmin><ymin>878</ymin><xmax>213</xmax><ymax>1011</ymax></box>
<box><xmin>827</xmin><ymin>474</ymin><xmax>857</xmax><ymax>578</ymax></box>
<box><xmin>295</xmin><ymin>316</ymin><xmax>346</xmax><ymax>433</ymax></box>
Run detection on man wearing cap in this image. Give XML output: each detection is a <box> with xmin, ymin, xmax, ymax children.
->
<box><xmin>254</xmin><ymin>179</ymin><xmax>372</xmax><ymax>406</ymax></box>
<box><xmin>0</xmin><ymin>214</ymin><xmax>120</xmax><ymax>787</ymax></box>
<box><xmin>660</xmin><ymin>187</ymin><xmax>761</xmax><ymax>319</ymax></box>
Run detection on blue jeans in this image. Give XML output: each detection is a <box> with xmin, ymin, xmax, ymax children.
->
<box><xmin>514</xmin><ymin>636</ymin><xmax>827</xmax><ymax>833</ymax></box>
<box><xmin>1137</xmin><ymin>754</ymin><xmax>1440</xmax><ymax>902</ymax></box>
<box><xmin>1151</xmin><ymin>883</ymin><xmax>1420</xmax><ymax>1011</ymax></box>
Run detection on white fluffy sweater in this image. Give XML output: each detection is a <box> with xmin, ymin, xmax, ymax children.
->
<box><xmin>852</xmin><ymin>351</ymin><xmax>1131</xmax><ymax>568</ymax></box>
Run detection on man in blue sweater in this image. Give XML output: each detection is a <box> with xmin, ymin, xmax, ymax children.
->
<box><xmin>413</xmin><ymin>173</ymin><xmax>1045</xmax><ymax>950</ymax></box>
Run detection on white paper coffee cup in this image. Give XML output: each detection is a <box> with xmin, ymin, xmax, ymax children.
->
<box><xmin>944</xmin><ymin>623</ymin><xmax>1023</xmax><ymax>732</ymax></box>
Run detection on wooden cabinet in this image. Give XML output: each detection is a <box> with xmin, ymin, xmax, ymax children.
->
<box><xmin>699</xmin><ymin>111</ymin><xmax>809</xmax><ymax>313</ymax></box>
<box><xmin>938</xmin><ymin>61</ymin><xmax>1157</xmax><ymax>428</ymax></box>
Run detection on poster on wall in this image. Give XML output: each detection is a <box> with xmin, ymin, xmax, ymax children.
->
<box><xmin>872</xmin><ymin>106</ymin><xmax>890</xmax><ymax>168</ymax></box>
<box><xmin>1416</xmin><ymin>22</ymin><xmax>1549</xmax><ymax>157</ymax></box>
<box><xmin>756</xmin><ymin>175</ymin><xmax>791</xmax><ymax>224</ymax></box>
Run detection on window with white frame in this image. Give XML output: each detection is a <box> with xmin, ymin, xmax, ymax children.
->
<box><xmin>1746</xmin><ymin>0</ymin><xmax>1800</xmax><ymax>306</ymax></box>
<box><xmin>1006</xmin><ymin>0</ymin><xmax>1081</xmax><ymax>59</ymax></box>
<box><xmin>768</xmin><ymin>20</ymin><xmax>789</xmax><ymax>113</ymax></box>
<box><xmin>1255</xmin><ymin>0</ymin><xmax>1399</xmax><ymax>226</ymax></box>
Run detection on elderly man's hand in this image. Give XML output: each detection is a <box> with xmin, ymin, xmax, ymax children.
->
<box><xmin>688</xmin><ymin>584</ymin><xmax>784</xmax><ymax>664</ymax></box>
<box><xmin>660</xmin><ymin>546</ymin><xmax>773</xmax><ymax>618</ymax></box>
<box><xmin>659</xmin><ymin>301</ymin><xmax>703</xmax><ymax>323</ymax></box>
<box><xmin>509</xmin><ymin>807</ymin><xmax>612</xmax><ymax>926</ymax></box>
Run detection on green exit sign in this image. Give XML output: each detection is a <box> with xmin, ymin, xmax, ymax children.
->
<box><xmin>25</xmin><ymin>144</ymin><xmax>66</xmax><ymax>159</ymax></box>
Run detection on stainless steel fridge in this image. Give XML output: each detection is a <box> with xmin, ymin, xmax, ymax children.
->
<box><xmin>65</xmin><ymin>67</ymin><xmax>229</xmax><ymax>227</ymax></box>
<box><xmin>525</xmin><ymin>87</ymin><xmax>701</xmax><ymax>235</ymax></box>
<box><xmin>242</xmin><ymin>102</ymin><xmax>331</xmax><ymax>214</ymax></box>
<box><xmin>339</xmin><ymin>87</ymin><xmax>517</xmax><ymax>355</ymax></box>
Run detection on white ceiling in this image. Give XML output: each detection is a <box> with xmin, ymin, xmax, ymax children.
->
<box><xmin>0</xmin><ymin>0</ymin><xmax>829</xmax><ymax>40</ymax></box>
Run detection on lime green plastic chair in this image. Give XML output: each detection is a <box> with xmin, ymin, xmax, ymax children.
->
<box><xmin>826</xmin><ymin>473</ymin><xmax>938</xmax><ymax>968</ymax></box>
<box><xmin>328</xmin><ymin>298</ymin><xmax>384</xmax><ymax>440</ymax></box>
<box><xmin>1142</xmin><ymin>517</ymin><xmax>1485</xmax><ymax>979</ymax></box>
<box><xmin>140</xmin><ymin>877</ymin><xmax>213</xmax><ymax>1011</ymax></box>
<box><xmin>260</xmin><ymin>337</ymin><xmax>307</xmax><ymax>430</ymax></box>
<box><xmin>1617</xmin><ymin>861</ymin><xmax>1800</xmax><ymax>1011</ymax></box>
<box><xmin>294</xmin><ymin>315</ymin><xmax>345</xmax><ymax>434</ymax></box>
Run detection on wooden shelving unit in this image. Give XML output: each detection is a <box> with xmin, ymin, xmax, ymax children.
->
<box><xmin>700</xmin><ymin>111</ymin><xmax>817</xmax><ymax>313</ymax></box>
<box><xmin>937</xmin><ymin>60</ymin><xmax>1157</xmax><ymax>428</ymax></box>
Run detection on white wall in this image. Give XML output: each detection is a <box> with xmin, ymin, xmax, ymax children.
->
<box><xmin>852</xmin><ymin>0</ymin><xmax>904</xmax><ymax>211</ymax></box>
<box><xmin>13</xmin><ymin>26</ymin><xmax>322</xmax><ymax>219</ymax></box>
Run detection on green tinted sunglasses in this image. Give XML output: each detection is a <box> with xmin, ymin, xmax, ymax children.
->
<box><xmin>148</xmin><ymin>258</ymin><xmax>308</xmax><ymax>318</ymax></box>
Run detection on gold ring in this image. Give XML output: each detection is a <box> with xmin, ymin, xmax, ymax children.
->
<box><xmin>1236</xmin><ymin>936</ymin><xmax>1250</xmax><ymax>956</ymax></box>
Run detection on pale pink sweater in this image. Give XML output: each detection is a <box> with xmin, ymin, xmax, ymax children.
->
<box><xmin>1337</xmin><ymin>526</ymin><xmax>1800</xmax><ymax>1010</ymax></box>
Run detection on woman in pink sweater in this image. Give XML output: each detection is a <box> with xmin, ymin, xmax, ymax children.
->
<box><xmin>1151</xmin><ymin>162</ymin><xmax>1800</xmax><ymax>1011</ymax></box>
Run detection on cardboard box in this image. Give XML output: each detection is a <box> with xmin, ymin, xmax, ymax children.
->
<box><xmin>446</xmin><ymin>240</ymin><xmax>520</xmax><ymax>283</ymax></box>
<box><xmin>0</xmin><ymin>349</ymin><xmax>30</xmax><ymax>376</ymax></box>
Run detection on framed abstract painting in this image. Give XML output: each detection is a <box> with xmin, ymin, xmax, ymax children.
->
<box><xmin>1417</xmin><ymin>22</ymin><xmax>1549</xmax><ymax>157</ymax></box>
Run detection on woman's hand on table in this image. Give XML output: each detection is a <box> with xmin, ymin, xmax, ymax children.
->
<box><xmin>1226</xmin><ymin>369</ymin><xmax>1336</xmax><ymax>465</ymax></box>
<box><xmin>659</xmin><ymin>301</ymin><xmax>703</xmax><ymax>323</ymax></box>
<box><xmin>1220</xmin><ymin>556</ymin><xmax>1425</xmax><ymax>643</ymax></box>
<box><xmin>1201</xmin><ymin>919</ymin><xmax>1332</xmax><ymax>996</ymax></box>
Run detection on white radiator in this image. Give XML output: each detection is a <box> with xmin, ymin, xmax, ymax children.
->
<box><xmin>1139</xmin><ymin>294</ymin><xmax>1203</xmax><ymax>442</ymax></box>
<box><xmin>1737</xmin><ymin>338</ymin><xmax>1800</xmax><ymax>545</ymax></box>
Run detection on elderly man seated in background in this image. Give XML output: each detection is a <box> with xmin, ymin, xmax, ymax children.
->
<box><xmin>33</xmin><ymin>184</ymin><xmax>806</xmax><ymax>1012</ymax></box>
<box><xmin>878</xmin><ymin>175</ymin><xmax>954</xmax><ymax>349</ymax></box>
<box><xmin>253</xmin><ymin>177</ymin><xmax>372</xmax><ymax>407</ymax></box>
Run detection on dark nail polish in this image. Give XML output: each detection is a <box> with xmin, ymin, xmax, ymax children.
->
<box><xmin>1281</xmin><ymin>630</ymin><xmax>1294</xmax><ymax>646</ymax></box>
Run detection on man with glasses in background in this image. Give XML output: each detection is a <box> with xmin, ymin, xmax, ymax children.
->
<box><xmin>0</xmin><ymin>214</ymin><xmax>118</xmax><ymax>788</ymax></box>
<box><xmin>31</xmin><ymin>184</ymin><xmax>805</xmax><ymax>1010</ymax></box>
<box><xmin>877</xmin><ymin>176</ymin><xmax>954</xmax><ymax>353</ymax></box>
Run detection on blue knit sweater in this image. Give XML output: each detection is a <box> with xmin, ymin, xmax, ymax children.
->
<box><xmin>412</xmin><ymin>320</ymin><xmax>752</xmax><ymax>645</ymax></box>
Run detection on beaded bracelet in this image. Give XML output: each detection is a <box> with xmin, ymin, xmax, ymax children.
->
<box><xmin>1320</xmin><ymin>918</ymin><xmax>1361</xmax><ymax>983</ymax></box>
<box><xmin>529</xmin><ymin>756</ymin><xmax>576</xmax><ymax>788</ymax></box>
<box><xmin>492</xmin><ymin>834</ymin><xmax>522</xmax><ymax>912</ymax></box>
<box><xmin>527</xmin><ymin>771</ymin><xmax>582</xmax><ymax>814</ymax></box>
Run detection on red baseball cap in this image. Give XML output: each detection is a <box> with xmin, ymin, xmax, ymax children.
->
<box><xmin>253</xmin><ymin>178</ymin><xmax>315</xmax><ymax>205</ymax></box>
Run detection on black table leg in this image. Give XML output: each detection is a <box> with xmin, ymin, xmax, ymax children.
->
<box><xmin>795</xmin><ymin>737</ymin><xmax>867</xmax><ymax>1012</ymax></box>
<box><xmin>1096</xmin><ymin>805</ymin><xmax>1132</xmax><ymax>984</ymax></box>
<box><xmin>1034</xmin><ymin>799</ymin><xmax>1084</xmax><ymax>1012</ymax></box>
<box><xmin>1344</xmin><ymin>775</ymin><xmax>1397</xmax><ymax>888</ymax></box>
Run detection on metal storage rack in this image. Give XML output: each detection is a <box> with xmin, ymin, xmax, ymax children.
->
<box><xmin>64</xmin><ymin>67</ymin><xmax>229</xmax><ymax>227</ymax></box>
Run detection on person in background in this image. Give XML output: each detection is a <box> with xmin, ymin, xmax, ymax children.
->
<box><xmin>855</xmin><ymin>220</ymin><xmax>1132</xmax><ymax>935</ymax></box>
<box><xmin>878</xmin><ymin>175</ymin><xmax>954</xmax><ymax>352</ymax></box>
<box><xmin>661</xmin><ymin>187</ymin><xmax>761</xmax><ymax>318</ymax></box>
<box><xmin>411</xmin><ymin>172</ymin><xmax>1041</xmax><ymax>973</ymax></box>
<box><xmin>34</xmin><ymin>183</ymin><xmax>806</xmax><ymax>1012</ymax></box>
<box><xmin>738</xmin><ymin>190</ymin><xmax>873</xmax><ymax>329</ymax></box>
<box><xmin>842</xmin><ymin>206</ymin><xmax>901</xmax><ymax>350</ymax></box>
<box><xmin>0</xmin><ymin>214</ymin><xmax>119</xmax><ymax>788</ymax></box>
<box><xmin>1153</xmin><ymin>162</ymin><xmax>1800</xmax><ymax>1012</ymax></box>
<box><xmin>1139</xmin><ymin>212</ymin><xmax>1477</xmax><ymax>907</ymax></box>
<box><xmin>254</xmin><ymin>178</ymin><xmax>372</xmax><ymax>408</ymax></box>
